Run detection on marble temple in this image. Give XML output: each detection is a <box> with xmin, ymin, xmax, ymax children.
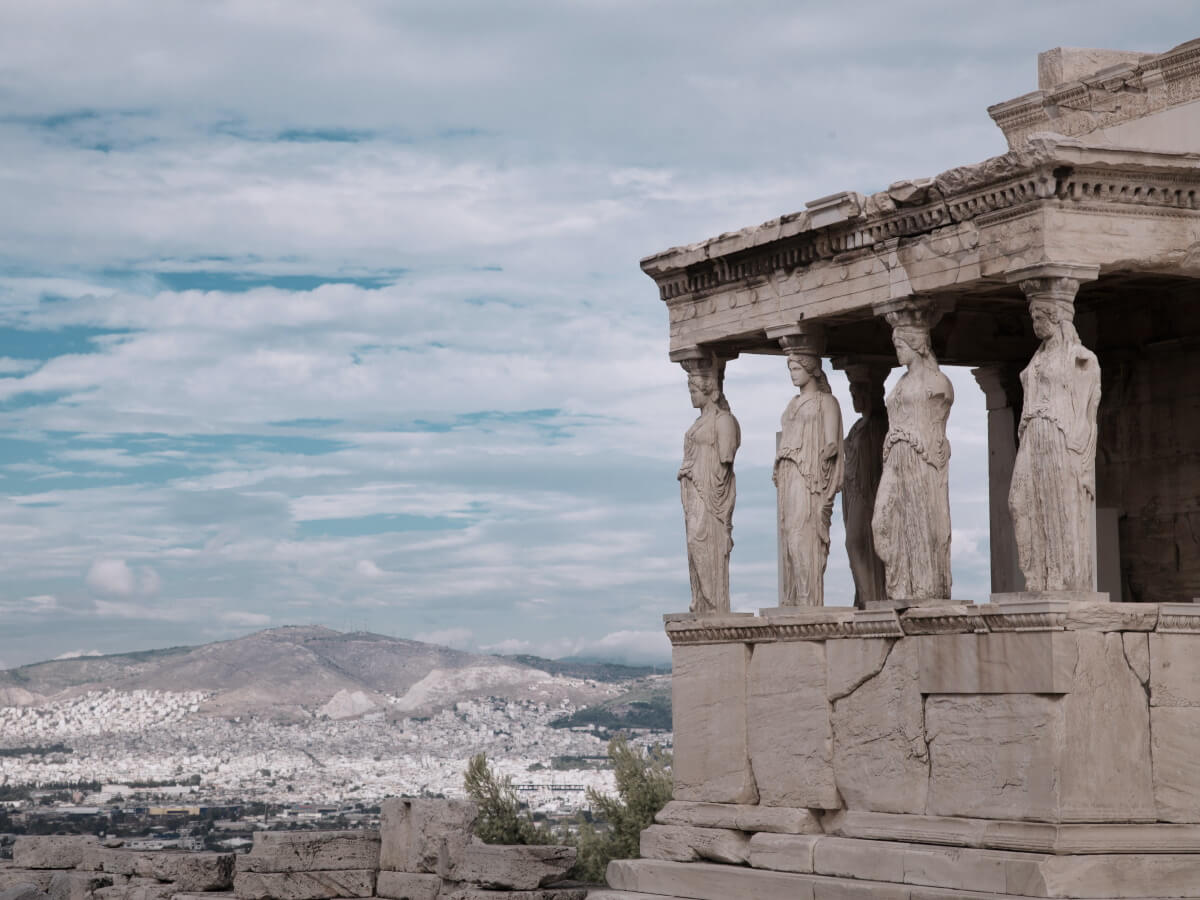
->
<box><xmin>594</xmin><ymin>37</ymin><xmax>1200</xmax><ymax>900</ymax></box>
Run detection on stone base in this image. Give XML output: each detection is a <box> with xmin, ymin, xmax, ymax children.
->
<box><xmin>606</xmin><ymin>851</ymin><xmax>1200</xmax><ymax>898</ymax></box>
<box><xmin>864</xmin><ymin>596</ymin><xmax>960</xmax><ymax>610</ymax></box>
<box><xmin>990</xmin><ymin>590</ymin><xmax>1110</xmax><ymax>604</ymax></box>
<box><xmin>662</xmin><ymin>611</ymin><xmax>754</xmax><ymax>623</ymax></box>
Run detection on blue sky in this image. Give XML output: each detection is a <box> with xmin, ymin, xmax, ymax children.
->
<box><xmin>0</xmin><ymin>1</ymin><xmax>1194</xmax><ymax>667</ymax></box>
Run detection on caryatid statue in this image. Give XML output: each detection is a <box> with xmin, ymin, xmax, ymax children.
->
<box><xmin>872</xmin><ymin>300</ymin><xmax>954</xmax><ymax>603</ymax></box>
<box><xmin>773</xmin><ymin>329</ymin><xmax>844</xmax><ymax>607</ymax></box>
<box><xmin>1007</xmin><ymin>265</ymin><xmax>1101</xmax><ymax>592</ymax></box>
<box><xmin>676</xmin><ymin>351</ymin><xmax>741</xmax><ymax>615</ymax></box>
<box><xmin>839</xmin><ymin>361</ymin><xmax>890</xmax><ymax>608</ymax></box>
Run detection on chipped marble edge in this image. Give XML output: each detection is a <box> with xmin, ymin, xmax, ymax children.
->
<box><xmin>665</xmin><ymin>600</ymin><xmax>1191</xmax><ymax>644</ymax></box>
<box><xmin>639</xmin><ymin>132</ymin><xmax>1200</xmax><ymax>277</ymax></box>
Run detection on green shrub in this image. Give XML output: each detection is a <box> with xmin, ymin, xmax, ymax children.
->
<box><xmin>462</xmin><ymin>753</ymin><xmax>553</xmax><ymax>845</ymax></box>
<box><xmin>573</xmin><ymin>737</ymin><xmax>672</xmax><ymax>883</ymax></box>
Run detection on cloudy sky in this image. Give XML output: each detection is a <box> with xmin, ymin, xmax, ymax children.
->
<box><xmin>0</xmin><ymin>2</ymin><xmax>1192</xmax><ymax>668</ymax></box>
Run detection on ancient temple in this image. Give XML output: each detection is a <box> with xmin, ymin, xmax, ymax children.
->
<box><xmin>595</xmin><ymin>38</ymin><xmax>1200</xmax><ymax>900</ymax></box>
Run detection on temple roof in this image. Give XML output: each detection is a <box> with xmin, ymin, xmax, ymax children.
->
<box><xmin>640</xmin><ymin>39</ymin><xmax>1200</xmax><ymax>366</ymax></box>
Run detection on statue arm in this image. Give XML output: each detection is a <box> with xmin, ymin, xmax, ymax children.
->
<box><xmin>932</xmin><ymin>371</ymin><xmax>955</xmax><ymax>404</ymax></box>
<box><xmin>1076</xmin><ymin>354</ymin><xmax>1101</xmax><ymax>497</ymax></box>
<box><xmin>715</xmin><ymin>413</ymin><xmax>739</xmax><ymax>466</ymax></box>
<box><xmin>821</xmin><ymin>396</ymin><xmax>843</xmax><ymax>461</ymax></box>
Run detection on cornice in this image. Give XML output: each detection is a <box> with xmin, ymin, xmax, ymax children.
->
<box><xmin>642</xmin><ymin>141</ymin><xmax>1200</xmax><ymax>307</ymax></box>
<box><xmin>988</xmin><ymin>38</ymin><xmax>1200</xmax><ymax>149</ymax></box>
<box><xmin>664</xmin><ymin>601</ymin><xmax>1193</xmax><ymax>645</ymax></box>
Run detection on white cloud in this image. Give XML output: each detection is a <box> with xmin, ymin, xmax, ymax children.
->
<box><xmin>85</xmin><ymin>559</ymin><xmax>137</xmax><ymax>597</ymax></box>
<box><xmin>85</xmin><ymin>559</ymin><xmax>161</xmax><ymax>598</ymax></box>
<box><xmin>414</xmin><ymin>628</ymin><xmax>475</xmax><ymax>651</ymax></box>
<box><xmin>26</xmin><ymin>594</ymin><xmax>58</xmax><ymax>612</ymax></box>
<box><xmin>571</xmin><ymin>629</ymin><xmax>671</xmax><ymax>665</ymax></box>
<box><xmin>479</xmin><ymin>638</ymin><xmax>532</xmax><ymax>655</ymax></box>
<box><xmin>355</xmin><ymin>559</ymin><xmax>385</xmax><ymax>578</ymax></box>
<box><xmin>0</xmin><ymin>594</ymin><xmax>60</xmax><ymax>617</ymax></box>
<box><xmin>92</xmin><ymin>598</ymin><xmax>191</xmax><ymax>622</ymax></box>
<box><xmin>54</xmin><ymin>649</ymin><xmax>102</xmax><ymax>660</ymax></box>
<box><xmin>221</xmin><ymin>611</ymin><xmax>271</xmax><ymax>627</ymax></box>
<box><xmin>138</xmin><ymin>567</ymin><xmax>162</xmax><ymax>597</ymax></box>
<box><xmin>0</xmin><ymin>3</ymin><xmax>1189</xmax><ymax>665</ymax></box>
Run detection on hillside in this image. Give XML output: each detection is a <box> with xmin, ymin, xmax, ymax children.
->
<box><xmin>0</xmin><ymin>626</ymin><xmax>664</xmax><ymax>723</ymax></box>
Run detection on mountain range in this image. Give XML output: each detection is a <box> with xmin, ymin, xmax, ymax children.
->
<box><xmin>0</xmin><ymin>626</ymin><xmax>663</xmax><ymax>722</ymax></box>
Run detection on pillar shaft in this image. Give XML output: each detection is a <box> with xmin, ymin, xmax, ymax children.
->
<box><xmin>836</xmin><ymin>359</ymin><xmax>891</xmax><ymax>608</ymax></box>
<box><xmin>972</xmin><ymin>365</ymin><xmax>1024</xmax><ymax>594</ymax></box>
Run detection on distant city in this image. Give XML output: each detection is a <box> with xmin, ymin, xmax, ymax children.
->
<box><xmin>0</xmin><ymin>627</ymin><xmax>671</xmax><ymax>855</ymax></box>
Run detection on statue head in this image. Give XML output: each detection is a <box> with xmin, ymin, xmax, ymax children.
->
<box><xmin>891</xmin><ymin>324</ymin><xmax>931</xmax><ymax>367</ymax></box>
<box><xmin>839</xmin><ymin>361</ymin><xmax>888</xmax><ymax>415</ymax></box>
<box><xmin>848</xmin><ymin>378</ymin><xmax>881</xmax><ymax>414</ymax></box>
<box><xmin>882</xmin><ymin>300</ymin><xmax>941</xmax><ymax>370</ymax></box>
<box><xmin>1030</xmin><ymin>298</ymin><xmax>1076</xmax><ymax>341</ymax></box>
<box><xmin>687</xmin><ymin>371</ymin><xmax>719</xmax><ymax>409</ymax></box>
<box><xmin>787</xmin><ymin>352</ymin><xmax>830</xmax><ymax>393</ymax></box>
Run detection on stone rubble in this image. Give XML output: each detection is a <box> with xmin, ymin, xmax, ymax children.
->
<box><xmin>0</xmin><ymin>804</ymin><xmax>585</xmax><ymax>900</ymax></box>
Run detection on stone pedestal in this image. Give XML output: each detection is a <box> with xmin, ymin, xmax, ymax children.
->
<box><xmin>862</xmin><ymin>595</ymin><xmax>959</xmax><ymax>611</ymax></box>
<box><xmin>641</xmin><ymin>602</ymin><xmax>1200</xmax><ymax>899</ymax></box>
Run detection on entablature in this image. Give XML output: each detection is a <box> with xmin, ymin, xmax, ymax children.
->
<box><xmin>641</xmin><ymin>140</ymin><xmax>1200</xmax><ymax>364</ymax></box>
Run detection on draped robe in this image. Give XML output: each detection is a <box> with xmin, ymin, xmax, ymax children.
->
<box><xmin>775</xmin><ymin>391</ymin><xmax>844</xmax><ymax>607</ymax></box>
<box><xmin>679</xmin><ymin>405</ymin><xmax>740</xmax><ymax>614</ymax></box>
<box><xmin>872</xmin><ymin>366</ymin><xmax>954</xmax><ymax>601</ymax></box>
<box><xmin>843</xmin><ymin>408</ymin><xmax>888</xmax><ymax>608</ymax></box>
<box><xmin>1009</xmin><ymin>332</ymin><xmax>1100</xmax><ymax>591</ymax></box>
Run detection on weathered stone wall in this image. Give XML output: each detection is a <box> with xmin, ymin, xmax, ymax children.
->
<box><xmin>596</xmin><ymin>602</ymin><xmax>1200</xmax><ymax>899</ymax></box>
<box><xmin>1097</xmin><ymin>335</ymin><xmax>1200</xmax><ymax>603</ymax></box>
<box><xmin>1</xmin><ymin>836</ymin><xmax>235</xmax><ymax>900</ymax></box>
<box><xmin>0</xmin><ymin>802</ymin><xmax>584</xmax><ymax>900</ymax></box>
<box><xmin>666</xmin><ymin>603</ymin><xmax>1191</xmax><ymax>825</ymax></box>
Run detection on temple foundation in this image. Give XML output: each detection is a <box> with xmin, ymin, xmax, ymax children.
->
<box><xmin>599</xmin><ymin>602</ymin><xmax>1200</xmax><ymax>900</ymax></box>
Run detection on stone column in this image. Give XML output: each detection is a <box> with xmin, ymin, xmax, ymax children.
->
<box><xmin>834</xmin><ymin>358</ymin><xmax>890</xmax><ymax>609</ymax></box>
<box><xmin>766</xmin><ymin>324</ymin><xmax>843</xmax><ymax>608</ymax></box>
<box><xmin>971</xmin><ymin>365</ymin><xmax>1025</xmax><ymax>594</ymax></box>
<box><xmin>871</xmin><ymin>298</ymin><xmax>955</xmax><ymax>606</ymax></box>
<box><xmin>671</xmin><ymin>347</ymin><xmax>742</xmax><ymax>615</ymax></box>
<box><xmin>1003</xmin><ymin>263</ymin><xmax>1105</xmax><ymax>599</ymax></box>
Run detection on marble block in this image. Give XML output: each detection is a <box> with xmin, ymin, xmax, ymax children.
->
<box><xmin>12</xmin><ymin>837</ymin><xmax>98</xmax><ymax>869</ymax></box>
<box><xmin>917</xmin><ymin>632</ymin><xmax>1077</xmax><ymax>694</ymax></box>
<box><xmin>746</xmin><ymin>641</ymin><xmax>839</xmax><ymax>808</ymax></box>
<box><xmin>747</xmin><ymin>833</ymin><xmax>819</xmax><ymax>873</ymax></box>
<box><xmin>831</xmin><ymin>638</ymin><xmax>928</xmax><ymax>814</ymax></box>
<box><xmin>239</xmin><ymin>830</ymin><xmax>380</xmax><ymax>872</ymax></box>
<box><xmin>654</xmin><ymin>801</ymin><xmax>821</xmax><ymax>834</ymax></box>
<box><xmin>1151</xmin><ymin>707</ymin><xmax>1200</xmax><ymax>823</ymax></box>
<box><xmin>639</xmin><ymin>825</ymin><xmax>750</xmax><ymax>865</ymax></box>
<box><xmin>380</xmin><ymin>798</ymin><xmax>477</xmax><ymax>874</ymax></box>
<box><xmin>374</xmin><ymin>871</ymin><xmax>441</xmax><ymax>900</ymax></box>
<box><xmin>671</xmin><ymin>643</ymin><xmax>757</xmax><ymax>804</ymax></box>
<box><xmin>232</xmin><ymin>870</ymin><xmax>376</xmax><ymax>900</ymax></box>
<box><xmin>926</xmin><ymin>632</ymin><xmax>1153</xmax><ymax>822</ymax></box>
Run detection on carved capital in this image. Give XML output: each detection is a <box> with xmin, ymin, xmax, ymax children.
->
<box><xmin>1005</xmin><ymin>262</ymin><xmax>1099</xmax><ymax>305</ymax></box>
<box><xmin>872</xmin><ymin>296</ymin><xmax>947</xmax><ymax>332</ymax></box>
<box><xmin>766</xmin><ymin>321</ymin><xmax>826</xmax><ymax>358</ymax></box>
<box><xmin>972</xmin><ymin>364</ymin><xmax>1022</xmax><ymax>412</ymax></box>
<box><xmin>835</xmin><ymin>357</ymin><xmax>891</xmax><ymax>414</ymax></box>
<box><xmin>671</xmin><ymin>345</ymin><xmax>733</xmax><ymax>381</ymax></box>
<box><xmin>835</xmin><ymin>357</ymin><xmax>892</xmax><ymax>389</ymax></box>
